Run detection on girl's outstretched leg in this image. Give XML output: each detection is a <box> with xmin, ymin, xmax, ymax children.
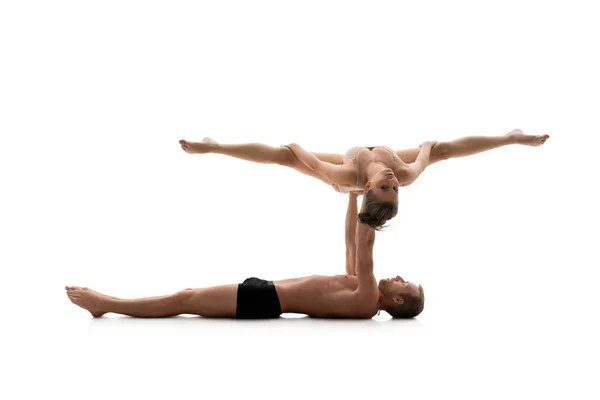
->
<box><xmin>179</xmin><ymin>138</ymin><xmax>341</xmax><ymax>186</ymax></box>
<box><xmin>181</xmin><ymin>138</ymin><xmax>288</xmax><ymax>164</ymax></box>
<box><xmin>395</xmin><ymin>129</ymin><xmax>549</xmax><ymax>166</ymax></box>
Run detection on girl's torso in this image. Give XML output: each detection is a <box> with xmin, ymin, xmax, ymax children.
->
<box><xmin>336</xmin><ymin>146</ymin><xmax>400</xmax><ymax>193</ymax></box>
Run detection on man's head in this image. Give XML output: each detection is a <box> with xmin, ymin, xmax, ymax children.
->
<box><xmin>358</xmin><ymin>169</ymin><xmax>399</xmax><ymax>230</ymax></box>
<box><xmin>378</xmin><ymin>276</ymin><xmax>424</xmax><ymax>318</ymax></box>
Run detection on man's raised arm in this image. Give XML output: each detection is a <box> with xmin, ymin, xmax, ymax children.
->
<box><xmin>355</xmin><ymin>221</ymin><xmax>377</xmax><ymax>296</ymax></box>
<box><xmin>345</xmin><ymin>192</ymin><xmax>360</xmax><ymax>275</ymax></box>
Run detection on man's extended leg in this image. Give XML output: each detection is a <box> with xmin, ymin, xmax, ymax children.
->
<box><xmin>179</xmin><ymin>138</ymin><xmax>342</xmax><ymax>185</ymax></box>
<box><xmin>396</xmin><ymin>129</ymin><xmax>549</xmax><ymax>166</ymax></box>
<box><xmin>65</xmin><ymin>285</ymin><xmax>238</xmax><ymax>318</ymax></box>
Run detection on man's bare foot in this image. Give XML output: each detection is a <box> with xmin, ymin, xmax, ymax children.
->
<box><xmin>179</xmin><ymin>137</ymin><xmax>218</xmax><ymax>154</ymax></box>
<box><xmin>65</xmin><ymin>286</ymin><xmax>109</xmax><ymax>318</ymax></box>
<box><xmin>507</xmin><ymin>129</ymin><xmax>550</xmax><ymax>146</ymax></box>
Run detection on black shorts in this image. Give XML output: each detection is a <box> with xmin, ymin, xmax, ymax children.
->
<box><xmin>236</xmin><ymin>277</ymin><xmax>282</xmax><ymax>319</ymax></box>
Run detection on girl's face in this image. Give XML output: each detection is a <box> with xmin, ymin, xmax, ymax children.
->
<box><xmin>366</xmin><ymin>168</ymin><xmax>399</xmax><ymax>203</ymax></box>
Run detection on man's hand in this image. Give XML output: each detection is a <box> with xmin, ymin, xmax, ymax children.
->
<box><xmin>330</xmin><ymin>184</ymin><xmax>364</xmax><ymax>195</ymax></box>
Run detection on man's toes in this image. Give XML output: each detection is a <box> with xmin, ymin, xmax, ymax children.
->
<box><xmin>179</xmin><ymin>140</ymin><xmax>186</xmax><ymax>145</ymax></box>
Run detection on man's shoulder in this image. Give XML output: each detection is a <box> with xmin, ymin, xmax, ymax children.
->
<box><xmin>344</xmin><ymin>289</ymin><xmax>378</xmax><ymax>319</ymax></box>
<box><xmin>348</xmin><ymin>301</ymin><xmax>378</xmax><ymax>319</ymax></box>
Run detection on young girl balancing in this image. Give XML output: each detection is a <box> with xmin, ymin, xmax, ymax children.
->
<box><xmin>179</xmin><ymin>129</ymin><xmax>549</xmax><ymax>229</ymax></box>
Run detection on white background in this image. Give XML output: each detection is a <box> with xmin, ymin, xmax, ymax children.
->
<box><xmin>1</xmin><ymin>1</ymin><xmax>599</xmax><ymax>399</ymax></box>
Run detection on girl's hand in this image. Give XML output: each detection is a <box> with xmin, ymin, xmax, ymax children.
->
<box><xmin>419</xmin><ymin>140</ymin><xmax>438</xmax><ymax>149</ymax></box>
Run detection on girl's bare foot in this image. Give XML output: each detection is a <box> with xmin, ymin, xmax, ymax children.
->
<box><xmin>65</xmin><ymin>286</ymin><xmax>108</xmax><ymax>318</ymax></box>
<box><xmin>507</xmin><ymin>129</ymin><xmax>550</xmax><ymax>146</ymax></box>
<box><xmin>179</xmin><ymin>137</ymin><xmax>218</xmax><ymax>154</ymax></box>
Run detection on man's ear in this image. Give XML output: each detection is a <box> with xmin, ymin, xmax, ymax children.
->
<box><xmin>365</xmin><ymin>182</ymin><xmax>371</xmax><ymax>191</ymax></box>
<box><xmin>393</xmin><ymin>296</ymin><xmax>404</xmax><ymax>305</ymax></box>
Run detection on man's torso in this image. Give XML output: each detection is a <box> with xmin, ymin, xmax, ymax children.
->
<box><xmin>273</xmin><ymin>274</ymin><xmax>377</xmax><ymax>318</ymax></box>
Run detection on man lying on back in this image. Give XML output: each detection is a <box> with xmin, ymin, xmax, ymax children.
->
<box><xmin>66</xmin><ymin>192</ymin><xmax>424</xmax><ymax>319</ymax></box>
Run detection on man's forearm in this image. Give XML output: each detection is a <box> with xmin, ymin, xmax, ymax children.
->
<box><xmin>356</xmin><ymin>222</ymin><xmax>375</xmax><ymax>248</ymax></box>
<box><xmin>345</xmin><ymin>193</ymin><xmax>359</xmax><ymax>275</ymax></box>
<box><xmin>345</xmin><ymin>194</ymin><xmax>358</xmax><ymax>246</ymax></box>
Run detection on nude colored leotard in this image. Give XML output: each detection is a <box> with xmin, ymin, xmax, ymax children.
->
<box><xmin>335</xmin><ymin>146</ymin><xmax>399</xmax><ymax>193</ymax></box>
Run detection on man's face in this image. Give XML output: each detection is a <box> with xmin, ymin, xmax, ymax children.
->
<box><xmin>378</xmin><ymin>276</ymin><xmax>420</xmax><ymax>298</ymax></box>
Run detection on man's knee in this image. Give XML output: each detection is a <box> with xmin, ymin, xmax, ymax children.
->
<box><xmin>175</xmin><ymin>288</ymin><xmax>195</xmax><ymax>305</ymax></box>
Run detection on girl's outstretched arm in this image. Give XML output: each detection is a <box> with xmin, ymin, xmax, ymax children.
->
<box><xmin>400</xmin><ymin>141</ymin><xmax>437</xmax><ymax>186</ymax></box>
<box><xmin>283</xmin><ymin>143</ymin><xmax>356</xmax><ymax>187</ymax></box>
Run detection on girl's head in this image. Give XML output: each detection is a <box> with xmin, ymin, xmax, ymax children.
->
<box><xmin>358</xmin><ymin>169</ymin><xmax>400</xmax><ymax>230</ymax></box>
